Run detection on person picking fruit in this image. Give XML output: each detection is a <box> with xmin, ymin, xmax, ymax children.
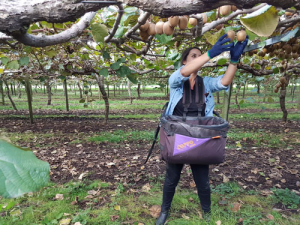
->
<box><xmin>155</xmin><ymin>34</ymin><xmax>248</xmax><ymax>225</ymax></box>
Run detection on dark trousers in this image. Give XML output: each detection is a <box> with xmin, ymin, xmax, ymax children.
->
<box><xmin>161</xmin><ymin>163</ymin><xmax>211</xmax><ymax>213</ymax></box>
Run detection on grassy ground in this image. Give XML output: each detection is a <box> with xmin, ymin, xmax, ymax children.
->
<box><xmin>0</xmin><ymin>85</ymin><xmax>300</xmax><ymax>225</ymax></box>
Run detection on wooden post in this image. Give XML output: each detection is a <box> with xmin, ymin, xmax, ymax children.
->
<box><xmin>0</xmin><ymin>80</ymin><xmax>5</xmax><ymax>105</ymax></box>
<box><xmin>222</xmin><ymin>83</ymin><xmax>233</xmax><ymax>121</ymax></box>
<box><xmin>63</xmin><ymin>78</ymin><xmax>69</xmax><ymax>111</ymax></box>
<box><xmin>25</xmin><ymin>79</ymin><xmax>34</xmax><ymax>124</ymax></box>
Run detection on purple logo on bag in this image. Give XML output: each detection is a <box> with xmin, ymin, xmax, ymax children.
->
<box><xmin>173</xmin><ymin>134</ymin><xmax>210</xmax><ymax>156</ymax></box>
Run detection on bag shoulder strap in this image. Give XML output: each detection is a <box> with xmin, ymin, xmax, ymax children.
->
<box><xmin>182</xmin><ymin>76</ymin><xmax>205</xmax><ymax>121</ymax></box>
<box><xmin>144</xmin><ymin>102</ymin><xmax>168</xmax><ymax>164</ymax></box>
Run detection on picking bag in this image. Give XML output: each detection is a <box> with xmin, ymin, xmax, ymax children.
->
<box><xmin>145</xmin><ymin>76</ymin><xmax>229</xmax><ymax>165</ymax></box>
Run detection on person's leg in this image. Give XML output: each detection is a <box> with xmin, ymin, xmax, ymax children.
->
<box><xmin>190</xmin><ymin>164</ymin><xmax>211</xmax><ymax>213</ymax></box>
<box><xmin>161</xmin><ymin>163</ymin><xmax>184</xmax><ymax>211</ymax></box>
<box><xmin>156</xmin><ymin>163</ymin><xmax>183</xmax><ymax>225</ymax></box>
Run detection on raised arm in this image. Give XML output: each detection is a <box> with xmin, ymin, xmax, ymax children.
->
<box><xmin>221</xmin><ymin>35</ymin><xmax>249</xmax><ymax>86</ymax></box>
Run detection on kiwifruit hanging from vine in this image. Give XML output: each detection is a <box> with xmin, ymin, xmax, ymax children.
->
<box><xmin>237</xmin><ymin>30</ymin><xmax>247</xmax><ymax>41</ymax></box>
<box><xmin>140</xmin><ymin>20</ymin><xmax>150</xmax><ymax>31</ymax></box>
<box><xmin>258</xmin><ymin>51</ymin><xmax>265</xmax><ymax>57</ymax></box>
<box><xmin>292</xmin><ymin>53</ymin><xmax>298</xmax><ymax>59</ymax></box>
<box><xmin>285</xmin><ymin>53</ymin><xmax>291</xmax><ymax>59</ymax></box>
<box><xmin>248</xmin><ymin>51</ymin><xmax>254</xmax><ymax>56</ymax></box>
<box><xmin>216</xmin><ymin>24</ymin><xmax>224</xmax><ymax>30</ymax></box>
<box><xmin>139</xmin><ymin>30</ymin><xmax>149</xmax><ymax>41</ymax></box>
<box><xmin>292</xmin><ymin>44</ymin><xmax>299</xmax><ymax>53</ymax></box>
<box><xmin>226</xmin><ymin>30</ymin><xmax>235</xmax><ymax>42</ymax></box>
<box><xmin>147</xmin><ymin>23</ymin><xmax>156</xmax><ymax>35</ymax></box>
<box><xmin>155</xmin><ymin>21</ymin><xmax>164</xmax><ymax>35</ymax></box>
<box><xmin>163</xmin><ymin>21</ymin><xmax>175</xmax><ymax>35</ymax></box>
<box><xmin>231</xmin><ymin>5</ymin><xmax>238</xmax><ymax>11</ymax></box>
<box><xmin>280</xmin><ymin>77</ymin><xmax>287</xmax><ymax>84</ymax></box>
<box><xmin>275</xmin><ymin>82</ymin><xmax>282</xmax><ymax>88</ymax></box>
<box><xmin>189</xmin><ymin>18</ymin><xmax>197</xmax><ymax>26</ymax></box>
<box><xmin>202</xmin><ymin>13</ymin><xmax>207</xmax><ymax>24</ymax></box>
<box><xmin>285</xmin><ymin>11</ymin><xmax>293</xmax><ymax>17</ymax></box>
<box><xmin>168</xmin><ymin>16</ymin><xmax>179</xmax><ymax>27</ymax></box>
<box><xmin>269</xmin><ymin>52</ymin><xmax>275</xmax><ymax>57</ymax></box>
<box><xmin>220</xmin><ymin>5</ymin><xmax>232</xmax><ymax>16</ymax></box>
<box><xmin>274</xmin><ymin>87</ymin><xmax>279</xmax><ymax>93</ymax></box>
<box><xmin>283</xmin><ymin>44</ymin><xmax>292</xmax><ymax>54</ymax></box>
<box><xmin>178</xmin><ymin>16</ymin><xmax>188</xmax><ymax>30</ymax></box>
<box><xmin>278</xmin><ymin>52</ymin><xmax>285</xmax><ymax>59</ymax></box>
<box><xmin>174</xmin><ymin>41</ymin><xmax>181</xmax><ymax>49</ymax></box>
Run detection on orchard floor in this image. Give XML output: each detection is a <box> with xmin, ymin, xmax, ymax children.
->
<box><xmin>1</xmin><ymin>108</ymin><xmax>300</xmax><ymax>195</ymax></box>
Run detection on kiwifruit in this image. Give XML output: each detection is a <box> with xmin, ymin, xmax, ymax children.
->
<box><xmin>292</xmin><ymin>44</ymin><xmax>299</xmax><ymax>53</ymax></box>
<box><xmin>258</xmin><ymin>51</ymin><xmax>265</xmax><ymax>57</ymax></box>
<box><xmin>248</xmin><ymin>51</ymin><xmax>254</xmax><ymax>56</ymax></box>
<box><xmin>288</xmin><ymin>37</ymin><xmax>297</xmax><ymax>45</ymax></box>
<box><xmin>269</xmin><ymin>52</ymin><xmax>275</xmax><ymax>57</ymax></box>
<box><xmin>292</xmin><ymin>53</ymin><xmax>298</xmax><ymax>59</ymax></box>
<box><xmin>276</xmin><ymin>82</ymin><xmax>282</xmax><ymax>88</ymax></box>
<box><xmin>278</xmin><ymin>52</ymin><xmax>285</xmax><ymax>59</ymax></box>
<box><xmin>283</xmin><ymin>44</ymin><xmax>292</xmax><ymax>54</ymax></box>
<box><xmin>250</xmin><ymin>62</ymin><xmax>255</xmax><ymax>67</ymax></box>
<box><xmin>281</xmin><ymin>60</ymin><xmax>286</xmax><ymax>65</ymax></box>
<box><xmin>174</xmin><ymin>41</ymin><xmax>181</xmax><ymax>49</ymax></box>
<box><xmin>280</xmin><ymin>77</ymin><xmax>287</xmax><ymax>84</ymax></box>
<box><xmin>285</xmin><ymin>11</ymin><xmax>293</xmax><ymax>17</ymax></box>
<box><xmin>139</xmin><ymin>29</ymin><xmax>149</xmax><ymax>41</ymax></box>
<box><xmin>178</xmin><ymin>16</ymin><xmax>188</xmax><ymax>30</ymax></box>
<box><xmin>220</xmin><ymin>5</ymin><xmax>231</xmax><ymax>16</ymax></box>
<box><xmin>189</xmin><ymin>18</ymin><xmax>198</xmax><ymax>26</ymax></box>
<box><xmin>163</xmin><ymin>21</ymin><xmax>175</xmax><ymax>35</ymax></box>
<box><xmin>202</xmin><ymin>13</ymin><xmax>207</xmax><ymax>24</ymax></box>
<box><xmin>183</xmin><ymin>15</ymin><xmax>189</xmax><ymax>20</ymax></box>
<box><xmin>147</xmin><ymin>23</ymin><xmax>156</xmax><ymax>36</ymax></box>
<box><xmin>216</xmin><ymin>24</ymin><xmax>224</xmax><ymax>30</ymax></box>
<box><xmin>285</xmin><ymin>53</ymin><xmax>291</xmax><ymax>59</ymax></box>
<box><xmin>274</xmin><ymin>87</ymin><xmax>279</xmax><ymax>93</ymax></box>
<box><xmin>262</xmin><ymin>48</ymin><xmax>268</xmax><ymax>54</ymax></box>
<box><xmin>155</xmin><ymin>21</ymin><xmax>164</xmax><ymax>35</ymax></box>
<box><xmin>140</xmin><ymin>20</ymin><xmax>149</xmax><ymax>31</ymax></box>
<box><xmin>231</xmin><ymin>5</ymin><xmax>238</xmax><ymax>11</ymax></box>
<box><xmin>226</xmin><ymin>30</ymin><xmax>235</xmax><ymax>42</ymax></box>
<box><xmin>237</xmin><ymin>30</ymin><xmax>247</xmax><ymax>42</ymax></box>
<box><xmin>168</xmin><ymin>16</ymin><xmax>179</xmax><ymax>27</ymax></box>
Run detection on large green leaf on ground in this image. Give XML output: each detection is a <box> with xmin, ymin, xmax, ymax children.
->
<box><xmin>240</xmin><ymin>5</ymin><xmax>279</xmax><ymax>37</ymax></box>
<box><xmin>0</xmin><ymin>140</ymin><xmax>50</xmax><ymax>198</ymax></box>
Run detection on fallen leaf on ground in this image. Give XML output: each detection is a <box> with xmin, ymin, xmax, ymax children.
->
<box><xmin>142</xmin><ymin>183</ymin><xmax>151</xmax><ymax>192</ymax></box>
<box><xmin>110</xmin><ymin>215</ymin><xmax>119</xmax><ymax>221</ymax></box>
<box><xmin>230</xmin><ymin>202</ymin><xmax>242</xmax><ymax>212</ymax></box>
<box><xmin>59</xmin><ymin>218</ymin><xmax>71</xmax><ymax>225</ymax></box>
<box><xmin>216</xmin><ymin>220</ymin><xmax>221</xmax><ymax>225</ymax></box>
<box><xmin>55</xmin><ymin>194</ymin><xmax>64</xmax><ymax>200</ymax></box>
<box><xmin>149</xmin><ymin>205</ymin><xmax>161</xmax><ymax>218</ymax></box>
<box><xmin>267</xmin><ymin>214</ymin><xmax>274</xmax><ymax>220</ymax></box>
<box><xmin>114</xmin><ymin>205</ymin><xmax>120</xmax><ymax>211</ymax></box>
<box><xmin>182</xmin><ymin>214</ymin><xmax>190</xmax><ymax>219</ymax></box>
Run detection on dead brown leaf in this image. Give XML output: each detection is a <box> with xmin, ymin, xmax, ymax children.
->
<box><xmin>149</xmin><ymin>205</ymin><xmax>161</xmax><ymax>218</ymax></box>
<box><xmin>266</xmin><ymin>214</ymin><xmax>274</xmax><ymax>220</ymax></box>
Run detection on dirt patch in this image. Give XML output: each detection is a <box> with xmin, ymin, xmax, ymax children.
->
<box><xmin>0</xmin><ymin>109</ymin><xmax>300</xmax><ymax>196</ymax></box>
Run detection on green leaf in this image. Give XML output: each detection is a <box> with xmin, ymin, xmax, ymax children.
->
<box><xmin>118</xmin><ymin>65</ymin><xmax>132</xmax><ymax>76</ymax></box>
<box><xmin>203</xmin><ymin>29</ymin><xmax>225</xmax><ymax>45</ymax></box>
<box><xmin>0</xmin><ymin>140</ymin><xmax>50</xmax><ymax>198</ymax></box>
<box><xmin>127</xmin><ymin>73</ymin><xmax>138</xmax><ymax>84</ymax></box>
<box><xmin>99</xmin><ymin>68</ymin><xmax>109</xmax><ymax>77</ymax></box>
<box><xmin>5</xmin><ymin>201</ymin><xmax>16</xmax><ymax>210</ymax></box>
<box><xmin>0</xmin><ymin>57</ymin><xmax>9</xmax><ymax>65</ymax></box>
<box><xmin>239</xmin><ymin>100</ymin><xmax>245</xmax><ymax>105</ymax></box>
<box><xmin>267</xmin><ymin>96</ymin><xmax>275</xmax><ymax>103</ymax></box>
<box><xmin>117</xmin><ymin>58</ymin><xmax>126</xmax><ymax>64</ymax></box>
<box><xmin>103</xmin><ymin>51</ymin><xmax>110</xmax><ymax>59</ymax></box>
<box><xmin>155</xmin><ymin>34</ymin><xmax>173</xmax><ymax>44</ymax></box>
<box><xmin>174</xmin><ymin>60</ymin><xmax>181</xmax><ymax>70</ymax></box>
<box><xmin>130</xmin><ymin>54</ymin><xmax>136</xmax><ymax>61</ymax></box>
<box><xmin>240</xmin><ymin>5</ymin><xmax>279</xmax><ymax>37</ymax></box>
<box><xmin>18</xmin><ymin>56</ymin><xmax>30</xmax><ymax>66</ymax></box>
<box><xmin>114</xmin><ymin>27</ymin><xmax>125</xmax><ymax>38</ymax></box>
<box><xmin>111</xmin><ymin>62</ymin><xmax>120</xmax><ymax>70</ymax></box>
<box><xmin>217</xmin><ymin>58</ymin><xmax>228</xmax><ymax>65</ymax></box>
<box><xmin>45</xmin><ymin>50</ymin><xmax>57</xmax><ymax>58</ymax></box>
<box><xmin>7</xmin><ymin>60</ymin><xmax>19</xmax><ymax>70</ymax></box>
<box><xmin>0</xmin><ymin>68</ymin><xmax>3</xmax><ymax>74</ymax></box>
<box><xmin>79</xmin><ymin>99</ymin><xmax>85</xmax><ymax>103</ymax></box>
<box><xmin>254</xmin><ymin>64</ymin><xmax>261</xmax><ymax>70</ymax></box>
<box><xmin>273</xmin><ymin>67</ymin><xmax>279</xmax><ymax>74</ymax></box>
<box><xmin>91</xmin><ymin>23</ymin><xmax>108</xmax><ymax>43</ymax></box>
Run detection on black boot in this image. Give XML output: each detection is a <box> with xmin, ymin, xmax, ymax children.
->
<box><xmin>155</xmin><ymin>211</ymin><xmax>169</xmax><ymax>225</ymax></box>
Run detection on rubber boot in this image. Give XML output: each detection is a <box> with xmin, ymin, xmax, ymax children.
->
<box><xmin>155</xmin><ymin>211</ymin><xmax>169</xmax><ymax>225</ymax></box>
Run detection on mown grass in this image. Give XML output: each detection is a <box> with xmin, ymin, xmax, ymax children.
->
<box><xmin>1</xmin><ymin>180</ymin><xmax>299</xmax><ymax>225</ymax></box>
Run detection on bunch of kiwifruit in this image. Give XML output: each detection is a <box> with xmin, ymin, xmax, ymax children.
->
<box><xmin>247</xmin><ymin>38</ymin><xmax>299</xmax><ymax>60</ymax></box>
<box><xmin>274</xmin><ymin>74</ymin><xmax>289</xmax><ymax>93</ymax></box>
<box><xmin>226</xmin><ymin>29</ymin><xmax>247</xmax><ymax>42</ymax></box>
<box><xmin>138</xmin><ymin>14</ymin><xmax>208</xmax><ymax>41</ymax></box>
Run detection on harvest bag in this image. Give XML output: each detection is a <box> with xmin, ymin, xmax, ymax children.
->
<box><xmin>145</xmin><ymin>76</ymin><xmax>229</xmax><ymax>165</ymax></box>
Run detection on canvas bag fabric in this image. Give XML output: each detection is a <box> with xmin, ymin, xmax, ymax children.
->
<box><xmin>159</xmin><ymin>76</ymin><xmax>229</xmax><ymax>165</ymax></box>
